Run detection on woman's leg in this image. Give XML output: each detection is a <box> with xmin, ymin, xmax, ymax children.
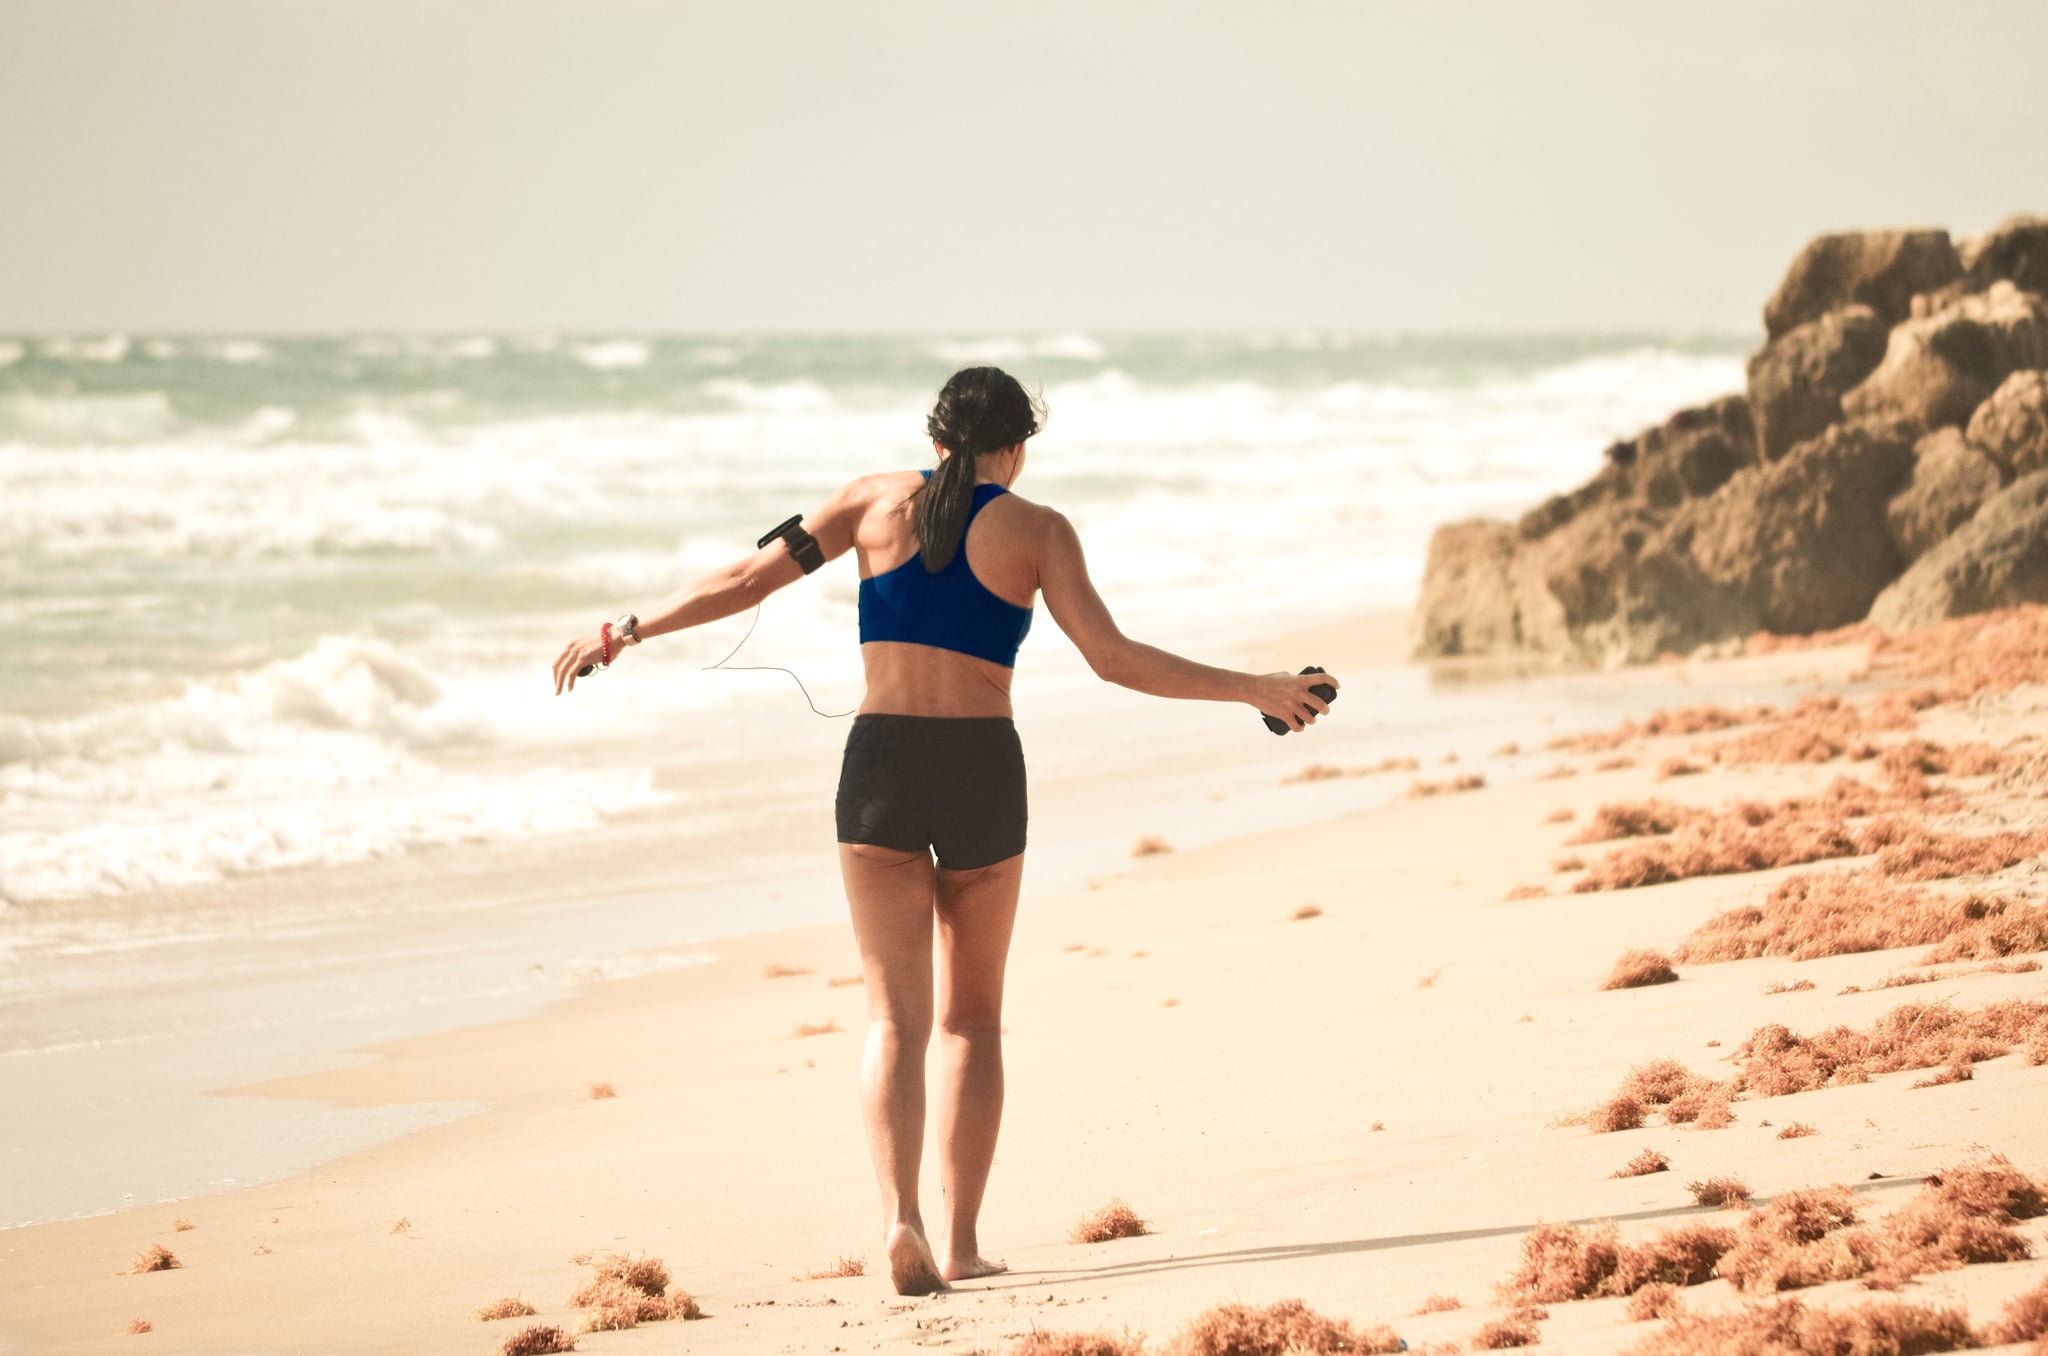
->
<box><xmin>931</xmin><ymin>851</ymin><xmax>1024</xmax><ymax>1280</ymax></box>
<box><xmin>839</xmin><ymin>841</ymin><xmax>945</xmax><ymax>1295</ymax></box>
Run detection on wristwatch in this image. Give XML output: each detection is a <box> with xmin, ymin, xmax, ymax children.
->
<box><xmin>613</xmin><ymin>613</ymin><xmax>640</xmax><ymax>646</ymax></box>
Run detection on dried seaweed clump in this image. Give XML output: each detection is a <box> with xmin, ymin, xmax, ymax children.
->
<box><xmin>1588</xmin><ymin>1094</ymin><xmax>1647</xmax><ymax>1134</ymax></box>
<box><xmin>1983</xmin><ymin>1275</ymin><xmax>2048</xmax><ymax>1346</ymax></box>
<box><xmin>1656</xmin><ymin>758</ymin><xmax>1703</xmax><ymax>781</ymax></box>
<box><xmin>1733</xmin><ymin>1000</ymin><xmax>2048</xmax><ymax>1097</ymax></box>
<box><xmin>1777</xmin><ymin>1122</ymin><xmax>1818</xmax><ymax>1139</ymax></box>
<box><xmin>1869</xmin><ymin>824</ymin><xmax>2048</xmax><ymax>883</ymax></box>
<box><xmin>762</xmin><ymin>963</ymin><xmax>812</xmax><ymax>978</ymax></box>
<box><xmin>1676</xmin><ymin>868</ymin><xmax>2048</xmax><ymax>967</ymax></box>
<box><xmin>1010</xmin><ymin>1330</ymin><xmax>1147</xmax><ymax>1356</ymax></box>
<box><xmin>1870</xmin><ymin>604</ymin><xmax>2048</xmax><ymax>700</ymax></box>
<box><xmin>1716</xmin><ymin>1187</ymin><xmax>1870</xmax><ymax>1294</ymax></box>
<box><xmin>1715</xmin><ymin>1159</ymin><xmax>2048</xmax><ymax>1295</ymax></box>
<box><xmin>1624</xmin><ymin>1296</ymin><xmax>1974</xmax><ymax>1356</ymax></box>
<box><xmin>1880</xmin><ymin>739</ymin><xmax>2004</xmax><ymax>782</ymax></box>
<box><xmin>1413</xmin><ymin>1294</ymin><xmax>1463</xmax><ymax>1315</ymax></box>
<box><xmin>1706</xmin><ymin>695</ymin><xmax>1874</xmax><ymax>766</ymax></box>
<box><xmin>129</xmin><ymin>1245</ymin><xmax>180</xmax><ymax>1274</ymax></box>
<box><xmin>1603</xmin><ymin>949</ymin><xmax>1679</xmax><ymax>990</ymax></box>
<box><xmin>1165</xmin><ymin>1299</ymin><xmax>1402</xmax><ymax>1356</ymax></box>
<box><xmin>1503</xmin><ymin>884</ymin><xmax>1548</xmax><ymax>902</ymax></box>
<box><xmin>1613</xmin><ymin>1148</ymin><xmax>1670</xmax><ymax>1179</ymax></box>
<box><xmin>1546</xmin><ymin>702</ymin><xmax>1773</xmax><ymax>754</ymax></box>
<box><xmin>1543</xmin><ymin>807</ymin><xmax>1577</xmax><ymax>824</ymax></box>
<box><xmin>1687</xmin><ymin>1176</ymin><xmax>1752</xmax><ymax>1208</ymax></box>
<box><xmin>1132</xmin><ymin>835</ymin><xmax>1174</xmax><ymax>857</ymax></box>
<box><xmin>1071</xmin><ymin>1199</ymin><xmax>1151</xmax><ymax>1245</ymax></box>
<box><xmin>1569</xmin><ymin>799</ymin><xmax>1705</xmax><ymax>844</ymax></box>
<box><xmin>566</xmin><ymin>1251</ymin><xmax>699</xmax><ymax>1330</ymax></box>
<box><xmin>585</xmin><ymin>1082</ymin><xmax>616</xmax><ymax>1100</ymax></box>
<box><xmin>126</xmin><ymin>1319</ymin><xmax>152</xmax><ymax>1335</ymax></box>
<box><xmin>1570</xmin><ymin>788</ymin><xmax>1890</xmax><ymax>894</ymax></box>
<box><xmin>1498</xmin><ymin>1220</ymin><xmax>1735</xmax><ymax>1304</ymax></box>
<box><xmin>793</xmin><ymin>1019</ymin><xmax>843</xmax><ymax>1037</ymax></box>
<box><xmin>1470</xmin><ymin>1309</ymin><xmax>1542</xmax><ymax>1349</ymax></box>
<box><xmin>1867</xmin><ymin>1156</ymin><xmax>2046</xmax><ymax>1287</ymax></box>
<box><xmin>172</xmin><ymin>1219</ymin><xmax>193</xmax><ymax>1232</ymax></box>
<box><xmin>804</xmin><ymin>1255</ymin><xmax>866</xmax><ymax>1279</ymax></box>
<box><xmin>1292</xmin><ymin>904</ymin><xmax>1325</xmax><ymax>920</ymax></box>
<box><xmin>1624</xmin><ymin>1284</ymin><xmax>1684</xmax><ymax>1323</ymax></box>
<box><xmin>1408</xmin><ymin>773</ymin><xmax>1485</xmax><ymax>798</ymax></box>
<box><xmin>473</xmin><ymin>1297</ymin><xmax>540</xmax><ymax>1322</ymax></box>
<box><xmin>1586</xmin><ymin>1059</ymin><xmax>1736</xmax><ymax>1131</ymax></box>
<box><xmin>498</xmin><ymin>1327</ymin><xmax>577</xmax><ymax>1356</ymax></box>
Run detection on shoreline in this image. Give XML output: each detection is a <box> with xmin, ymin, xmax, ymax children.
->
<box><xmin>0</xmin><ymin>609</ymin><xmax>1889</xmax><ymax>1235</ymax></box>
<box><xmin>14</xmin><ymin>610</ymin><xmax>2039</xmax><ymax>1356</ymax></box>
<box><xmin>2</xmin><ymin>609</ymin><xmax>1428</xmax><ymax>1232</ymax></box>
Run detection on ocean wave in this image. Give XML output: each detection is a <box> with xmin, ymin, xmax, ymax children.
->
<box><xmin>0</xmin><ymin>636</ymin><xmax>483</xmax><ymax>774</ymax></box>
<box><xmin>0</xmin><ymin>391</ymin><xmax>176</xmax><ymax>442</ymax></box>
<box><xmin>700</xmin><ymin>377</ymin><xmax>838</xmax><ymax>414</ymax></box>
<box><xmin>575</xmin><ymin>339</ymin><xmax>651</xmax><ymax>371</ymax></box>
<box><xmin>36</xmin><ymin>334</ymin><xmax>130</xmax><ymax>364</ymax></box>
<box><xmin>931</xmin><ymin>332</ymin><xmax>1108</xmax><ymax>365</ymax></box>
<box><xmin>0</xmin><ymin>340</ymin><xmax>25</xmax><ymax>368</ymax></box>
<box><xmin>0</xmin><ymin>764</ymin><xmax>669</xmax><ymax>905</ymax></box>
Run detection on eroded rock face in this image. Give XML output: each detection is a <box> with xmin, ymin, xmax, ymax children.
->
<box><xmin>1885</xmin><ymin>427</ymin><xmax>2005</xmax><ymax>564</ymax></box>
<box><xmin>1871</xmin><ymin>470</ymin><xmax>2048</xmax><ymax>629</ymax></box>
<box><xmin>1411</xmin><ymin>520</ymin><xmax>1523</xmax><ymax>657</ymax></box>
<box><xmin>1764</xmin><ymin>230</ymin><xmax>1960</xmax><ymax>339</ymax></box>
<box><xmin>1671</xmin><ymin>420</ymin><xmax>1915</xmax><ymax>634</ymax></box>
<box><xmin>1961</xmin><ymin>214</ymin><xmax>2048</xmax><ymax>297</ymax></box>
<box><xmin>1842</xmin><ymin>282</ymin><xmax>2048</xmax><ymax>431</ymax></box>
<box><xmin>1966</xmin><ymin>369</ymin><xmax>2048</xmax><ymax>478</ymax></box>
<box><xmin>1745</xmin><ymin>305</ymin><xmax>1889</xmax><ymax>461</ymax></box>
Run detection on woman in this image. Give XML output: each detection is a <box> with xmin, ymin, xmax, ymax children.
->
<box><xmin>552</xmin><ymin>367</ymin><xmax>1339</xmax><ymax>1295</ymax></box>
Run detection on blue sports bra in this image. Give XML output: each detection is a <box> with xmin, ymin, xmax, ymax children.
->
<box><xmin>858</xmin><ymin>472</ymin><xmax>1034</xmax><ymax>668</ymax></box>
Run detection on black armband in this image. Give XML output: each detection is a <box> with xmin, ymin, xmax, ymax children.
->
<box><xmin>759</xmin><ymin>514</ymin><xmax>825</xmax><ymax>574</ymax></box>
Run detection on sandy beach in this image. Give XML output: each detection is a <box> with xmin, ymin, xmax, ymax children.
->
<box><xmin>6</xmin><ymin>607</ymin><xmax>2046</xmax><ymax>1356</ymax></box>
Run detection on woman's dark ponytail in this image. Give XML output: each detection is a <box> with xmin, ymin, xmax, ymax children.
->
<box><xmin>917</xmin><ymin>366</ymin><xmax>1045</xmax><ymax>572</ymax></box>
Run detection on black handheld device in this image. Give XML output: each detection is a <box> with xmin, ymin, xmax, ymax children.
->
<box><xmin>1263</xmin><ymin>665</ymin><xmax>1337</xmax><ymax>736</ymax></box>
<box><xmin>759</xmin><ymin>515</ymin><xmax>825</xmax><ymax>574</ymax></box>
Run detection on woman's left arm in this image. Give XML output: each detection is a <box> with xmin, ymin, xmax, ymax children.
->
<box><xmin>551</xmin><ymin>476</ymin><xmax>873</xmax><ymax>694</ymax></box>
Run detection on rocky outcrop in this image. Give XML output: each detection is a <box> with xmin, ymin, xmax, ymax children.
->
<box><xmin>1764</xmin><ymin>230</ymin><xmax>1960</xmax><ymax>339</ymax></box>
<box><xmin>1966</xmin><ymin>370</ymin><xmax>2048</xmax><ymax>478</ymax></box>
<box><xmin>1870</xmin><ymin>471</ymin><xmax>2048</xmax><ymax>629</ymax></box>
<box><xmin>1841</xmin><ymin>282</ymin><xmax>2048</xmax><ymax>431</ymax></box>
<box><xmin>1672</xmin><ymin>420</ymin><xmax>1914</xmax><ymax>635</ymax></box>
<box><xmin>1885</xmin><ymin>428</ymin><xmax>2005</xmax><ymax>564</ymax></box>
<box><xmin>1745</xmin><ymin>306</ymin><xmax>1889</xmax><ymax>461</ymax></box>
<box><xmin>1411</xmin><ymin>521</ymin><xmax>1524</xmax><ymax>657</ymax></box>
<box><xmin>1413</xmin><ymin>217</ymin><xmax>2048</xmax><ymax>663</ymax></box>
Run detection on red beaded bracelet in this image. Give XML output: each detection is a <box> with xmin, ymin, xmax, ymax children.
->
<box><xmin>600</xmin><ymin>621</ymin><xmax>613</xmax><ymax>668</ymax></box>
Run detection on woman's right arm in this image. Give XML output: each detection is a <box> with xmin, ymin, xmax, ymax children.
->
<box><xmin>1035</xmin><ymin>509</ymin><xmax>1338</xmax><ymax>732</ymax></box>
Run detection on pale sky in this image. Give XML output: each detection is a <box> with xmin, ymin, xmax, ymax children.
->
<box><xmin>4</xmin><ymin>1</ymin><xmax>2044</xmax><ymax>335</ymax></box>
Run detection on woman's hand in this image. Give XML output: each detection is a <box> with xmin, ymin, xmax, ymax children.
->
<box><xmin>1250</xmin><ymin>669</ymin><xmax>1340</xmax><ymax>732</ymax></box>
<box><xmin>552</xmin><ymin>630</ymin><xmax>622</xmax><ymax>695</ymax></box>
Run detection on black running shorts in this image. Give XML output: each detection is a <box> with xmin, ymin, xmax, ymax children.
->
<box><xmin>834</xmin><ymin>714</ymin><xmax>1027</xmax><ymax>870</ymax></box>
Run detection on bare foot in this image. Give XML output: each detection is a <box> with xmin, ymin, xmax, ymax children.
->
<box><xmin>940</xmin><ymin>1252</ymin><xmax>1008</xmax><ymax>1282</ymax></box>
<box><xmin>886</xmin><ymin>1222</ymin><xmax>947</xmax><ymax>1296</ymax></box>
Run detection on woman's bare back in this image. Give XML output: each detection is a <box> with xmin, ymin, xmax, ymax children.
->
<box><xmin>854</xmin><ymin>470</ymin><xmax>1045</xmax><ymax>720</ymax></box>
